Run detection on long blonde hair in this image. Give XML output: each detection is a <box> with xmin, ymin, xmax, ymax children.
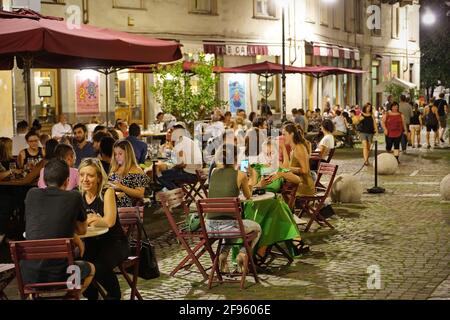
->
<box><xmin>109</xmin><ymin>139</ymin><xmax>139</xmax><ymax>177</ymax></box>
<box><xmin>79</xmin><ymin>158</ymin><xmax>108</xmax><ymax>200</ymax></box>
<box><xmin>0</xmin><ymin>137</ymin><xmax>13</xmax><ymax>162</ymax></box>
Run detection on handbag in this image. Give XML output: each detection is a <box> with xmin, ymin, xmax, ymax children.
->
<box><xmin>184</xmin><ymin>213</ymin><xmax>200</xmax><ymax>232</ymax></box>
<box><xmin>127</xmin><ymin>217</ymin><xmax>160</xmax><ymax>280</ymax></box>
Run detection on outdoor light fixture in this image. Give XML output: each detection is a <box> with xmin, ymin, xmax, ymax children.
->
<box><xmin>422</xmin><ymin>9</ymin><xmax>436</xmax><ymax>25</ymax></box>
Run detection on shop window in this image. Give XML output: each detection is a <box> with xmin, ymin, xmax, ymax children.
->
<box><xmin>391</xmin><ymin>60</ymin><xmax>400</xmax><ymax>78</ymax></box>
<box><xmin>189</xmin><ymin>0</ymin><xmax>217</xmax><ymax>15</ymax></box>
<box><xmin>391</xmin><ymin>5</ymin><xmax>400</xmax><ymax>39</ymax></box>
<box><xmin>344</xmin><ymin>0</ymin><xmax>354</xmax><ymax>33</ymax></box>
<box><xmin>319</xmin><ymin>2</ymin><xmax>330</xmax><ymax>26</ymax></box>
<box><xmin>113</xmin><ymin>0</ymin><xmax>145</xmax><ymax>10</ymax></box>
<box><xmin>31</xmin><ymin>69</ymin><xmax>58</xmax><ymax>128</ymax></box>
<box><xmin>254</xmin><ymin>0</ymin><xmax>278</xmax><ymax>19</ymax></box>
<box><xmin>114</xmin><ymin>71</ymin><xmax>145</xmax><ymax>125</ymax></box>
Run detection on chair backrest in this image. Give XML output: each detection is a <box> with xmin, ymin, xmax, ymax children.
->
<box><xmin>118</xmin><ymin>206</ymin><xmax>144</xmax><ymax>222</ymax></box>
<box><xmin>325</xmin><ymin>148</ymin><xmax>336</xmax><ymax>163</ymax></box>
<box><xmin>315</xmin><ymin>163</ymin><xmax>339</xmax><ymax>200</ymax></box>
<box><xmin>9</xmin><ymin>238</ymin><xmax>76</xmax><ymax>300</ymax></box>
<box><xmin>157</xmin><ymin>189</ymin><xmax>190</xmax><ymax>234</ymax></box>
<box><xmin>118</xmin><ymin>208</ymin><xmax>143</xmax><ymax>257</ymax></box>
<box><xmin>281</xmin><ymin>182</ymin><xmax>298</xmax><ymax>211</ymax></box>
<box><xmin>196</xmin><ymin>198</ymin><xmax>245</xmax><ymax>239</ymax></box>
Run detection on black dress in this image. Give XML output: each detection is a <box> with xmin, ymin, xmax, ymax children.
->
<box><xmin>82</xmin><ymin>192</ymin><xmax>130</xmax><ymax>300</ymax></box>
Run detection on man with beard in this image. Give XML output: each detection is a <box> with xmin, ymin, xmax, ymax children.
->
<box><xmin>73</xmin><ymin>123</ymin><xmax>96</xmax><ymax>167</ymax></box>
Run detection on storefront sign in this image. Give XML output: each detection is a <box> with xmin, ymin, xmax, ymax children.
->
<box><xmin>76</xmin><ymin>72</ymin><xmax>99</xmax><ymax>114</ymax></box>
<box><xmin>226</xmin><ymin>45</ymin><xmax>248</xmax><ymax>56</ymax></box>
<box><xmin>229</xmin><ymin>78</ymin><xmax>246</xmax><ymax>113</ymax></box>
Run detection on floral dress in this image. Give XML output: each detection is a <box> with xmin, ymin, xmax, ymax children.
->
<box><xmin>109</xmin><ymin>173</ymin><xmax>150</xmax><ymax>208</ymax></box>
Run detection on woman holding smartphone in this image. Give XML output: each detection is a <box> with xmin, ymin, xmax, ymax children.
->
<box><xmin>109</xmin><ymin>140</ymin><xmax>150</xmax><ymax>208</ymax></box>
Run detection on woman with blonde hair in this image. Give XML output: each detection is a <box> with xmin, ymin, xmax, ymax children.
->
<box><xmin>109</xmin><ymin>140</ymin><xmax>150</xmax><ymax>207</ymax></box>
<box><xmin>79</xmin><ymin>158</ymin><xmax>129</xmax><ymax>300</ymax></box>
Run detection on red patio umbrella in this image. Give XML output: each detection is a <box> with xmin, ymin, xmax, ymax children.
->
<box><xmin>231</xmin><ymin>61</ymin><xmax>311</xmax><ymax>106</ymax></box>
<box><xmin>0</xmin><ymin>8</ymin><xmax>182</xmax><ymax>123</ymax></box>
<box><xmin>294</xmin><ymin>66</ymin><xmax>366</xmax><ymax>109</ymax></box>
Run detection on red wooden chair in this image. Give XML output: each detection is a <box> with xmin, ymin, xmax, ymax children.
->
<box><xmin>9</xmin><ymin>238</ymin><xmax>81</xmax><ymax>300</ymax></box>
<box><xmin>297</xmin><ymin>163</ymin><xmax>339</xmax><ymax>232</ymax></box>
<box><xmin>176</xmin><ymin>169</ymin><xmax>209</xmax><ymax>207</ymax></box>
<box><xmin>95</xmin><ymin>207</ymin><xmax>144</xmax><ymax>300</ymax></box>
<box><xmin>196</xmin><ymin>198</ymin><xmax>259</xmax><ymax>290</ymax></box>
<box><xmin>0</xmin><ymin>264</ymin><xmax>15</xmax><ymax>300</ymax></box>
<box><xmin>157</xmin><ymin>189</ymin><xmax>213</xmax><ymax>281</ymax></box>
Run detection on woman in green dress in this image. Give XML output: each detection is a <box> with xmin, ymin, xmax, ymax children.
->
<box><xmin>208</xmin><ymin>144</ymin><xmax>262</xmax><ymax>274</ymax></box>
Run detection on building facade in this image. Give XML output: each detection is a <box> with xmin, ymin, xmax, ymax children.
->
<box><xmin>0</xmin><ymin>0</ymin><xmax>421</xmax><ymax>135</ymax></box>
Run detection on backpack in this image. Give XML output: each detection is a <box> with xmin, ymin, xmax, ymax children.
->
<box><xmin>425</xmin><ymin>108</ymin><xmax>438</xmax><ymax>127</ymax></box>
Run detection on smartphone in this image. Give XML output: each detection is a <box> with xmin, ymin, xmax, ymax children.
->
<box><xmin>240</xmin><ymin>159</ymin><xmax>249</xmax><ymax>173</ymax></box>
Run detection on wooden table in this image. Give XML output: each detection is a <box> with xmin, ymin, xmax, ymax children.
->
<box><xmin>240</xmin><ymin>192</ymin><xmax>276</xmax><ymax>202</ymax></box>
<box><xmin>80</xmin><ymin>226</ymin><xmax>109</xmax><ymax>239</ymax></box>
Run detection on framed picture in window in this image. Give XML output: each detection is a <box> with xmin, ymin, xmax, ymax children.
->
<box><xmin>38</xmin><ymin>85</ymin><xmax>52</xmax><ymax>97</ymax></box>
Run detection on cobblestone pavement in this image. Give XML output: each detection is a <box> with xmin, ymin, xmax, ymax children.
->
<box><xmin>117</xmin><ymin>146</ymin><xmax>450</xmax><ymax>300</ymax></box>
<box><xmin>3</xmin><ymin>146</ymin><xmax>450</xmax><ymax>300</ymax></box>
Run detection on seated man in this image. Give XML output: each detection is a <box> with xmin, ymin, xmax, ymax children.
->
<box><xmin>158</xmin><ymin>126</ymin><xmax>203</xmax><ymax>190</ymax></box>
<box><xmin>22</xmin><ymin>159</ymin><xmax>95</xmax><ymax>294</ymax></box>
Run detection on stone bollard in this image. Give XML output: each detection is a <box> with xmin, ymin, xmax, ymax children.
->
<box><xmin>440</xmin><ymin>174</ymin><xmax>450</xmax><ymax>201</ymax></box>
<box><xmin>376</xmin><ymin>153</ymin><xmax>398</xmax><ymax>175</ymax></box>
<box><xmin>331</xmin><ymin>174</ymin><xmax>363</xmax><ymax>203</ymax></box>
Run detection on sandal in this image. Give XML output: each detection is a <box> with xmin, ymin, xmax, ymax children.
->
<box><xmin>291</xmin><ymin>239</ymin><xmax>310</xmax><ymax>255</ymax></box>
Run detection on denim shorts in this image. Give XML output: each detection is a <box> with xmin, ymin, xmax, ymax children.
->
<box><xmin>359</xmin><ymin>133</ymin><xmax>374</xmax><ymax>143</ymax></box>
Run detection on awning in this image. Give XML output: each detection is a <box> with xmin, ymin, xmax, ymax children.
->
<box><xmin>375</xmin><ymin>77</ymin><xmax>417</xmax><ymax>93</ymax></box>
<box><xmin>312</xmin><ymin>42</ymin><xmax>360</xmax><ymax>61</ymax></box>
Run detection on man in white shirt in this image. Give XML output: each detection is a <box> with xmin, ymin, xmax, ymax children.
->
<box><xmin>51</xmin><ymin>114</ymin><xmax>72</xmax><ymax>140</ymax></box>
<box><xmin>12</xmin><ymin>120</ymin><xmax>29</xmax><ymax>156</ymax></box>
<box><xmin>158</xmin><ymin>126</ymin><xmax>203</xmax><ymax>190</ymax></box>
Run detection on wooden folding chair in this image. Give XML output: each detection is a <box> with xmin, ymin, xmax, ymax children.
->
<box><xmin>9</xmin><ymin>238</ymin><xmax>81</xmax><ymax>300</ymax></box>
<box><xmin>176</xmin><ymin>169</ymin><xmax>209</xmax><ymax>207</ymax></box>
<box><xmin>196</xmin><ymin>198</ymin><xmax>259</xmax><ymax>290</ymax></box>
<box><xmin>157</xmin><ymin>189</ymin><xmax>213</xmax><ymax>281</ymax></box>
<box><xmin>298</xmin><ymin>163</ymin><xmax>339</xmax><ymax>232</ymax></box>
<box><xmin>95</xmin><ymin>208</ymin><xmax>144</xmax><ymax>300</ymax></box>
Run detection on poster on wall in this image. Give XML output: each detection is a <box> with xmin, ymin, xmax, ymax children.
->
<box><xmin>228</xmin><ymin>79</ymin><xmax>246</xmax><ymax>114</ymax></box>
<box><xmin>76</xmin><ymin>72</ymin><xmax>99</xmax><ymax>114</ymax></box>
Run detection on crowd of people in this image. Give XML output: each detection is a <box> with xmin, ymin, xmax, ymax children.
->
<box><xmin>0</xmin><ymin>91</ymin><xmax>447</xmax><ymax>297</ymax></box>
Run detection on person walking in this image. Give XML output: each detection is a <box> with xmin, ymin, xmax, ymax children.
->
<box><xmin>382</xmin><ymin>102</ymin><xmax>407</xmax><ymax>163</ymax></box>
<box><xmin>434</xmin><ymin>93</ymin><xmax>448</xmax><ymax>144</ymax></box>
<box><xmin>399</xmin><ymin>95</ymin><xmax>413</xmax><ymax>152</ymax></box>
<box><xmin>424</xmin><ymin>99</ymin><xmax>440</xmax><ymax>149</ymax></box>
<box><xmin>355</xmin><ymin>103</ymin><xmax>378</xmax><ymax>166</ymax></box>
<box><xmin>409</xmin><ymin>104</ymin><xmax>423</xmax><ymax>148</ymax></box>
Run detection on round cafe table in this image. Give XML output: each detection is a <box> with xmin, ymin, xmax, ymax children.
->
<box><xmin>80</xmin><ymin>226</ymin><xmax>109</xmax><ymax>239</ymax></box>
<box><xmin>240</xmin><ymin>192</ymin><xmax>276</xmax><ymax>202</ymax></box>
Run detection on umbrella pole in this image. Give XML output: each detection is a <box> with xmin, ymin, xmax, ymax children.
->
<box><xmin>316</xmin><ymin>76</ymin><xmax>320</xmax><ymax>112</ymax></box>
<box><xmin>265</xmin><ymin>75</ymin><xmax>269</xmax><ymax>111</ymax></box>
<box><xmin>105</xmin><ymin>71</ymin><xmax>109</xmax><ymax>126</ymax></box>
<box><xmin>22</xmin><ymin>57</ymin><xmax>32</xmax><ymax>123</ymax></box>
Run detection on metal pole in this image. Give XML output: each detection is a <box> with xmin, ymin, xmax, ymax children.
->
<box><xmin>105</xmin><ymin>71</ymin><xmax>109</xmax><ymax>127</ymax></box>
<box><xmin>281</xmin><ymin>5</ymin><xmax>287</xmax><ymax>122</ymax></box>
<box><xmin>316</xmin><ymin>77</ymin><xmax>319</xmax><ymax>111</ymax></box>
<box><xmin>368</xmin><ymin>140</ymin><xmax>385</xmax><ymax>194</ymax></box>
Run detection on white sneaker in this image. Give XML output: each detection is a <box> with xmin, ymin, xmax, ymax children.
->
<box><xmin>0</xmin><ymin>234</ymin><xmax>5</xmax><ymax>244</ymax></box>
